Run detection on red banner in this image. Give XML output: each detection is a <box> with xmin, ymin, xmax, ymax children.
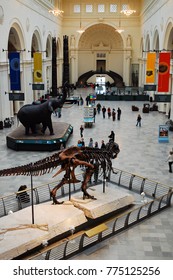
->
<box><xmin>158</xmin><ymin>52</ymin><xmax>170</xmax><ymax>92</ymax></box>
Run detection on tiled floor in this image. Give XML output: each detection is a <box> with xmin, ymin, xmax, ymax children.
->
<box><xmin>0</xmin><ymin>87</ymin><xmax>173</xmax><ymax>259</ymax></box>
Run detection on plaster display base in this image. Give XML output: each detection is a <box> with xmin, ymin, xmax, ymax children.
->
<box><xmin>71</xmin><ymin>185</ymin><xmax>135</xmax><ymax>219</ymax></box>
<box><xmin>0</xmin><ymin>203</ymin><xmax>87</xmax><ymax>260</ymax></box>
<box><xmin>0</xmin><ymin>186</ymin><xmax>134</xmax><ymax>259</ymax></box>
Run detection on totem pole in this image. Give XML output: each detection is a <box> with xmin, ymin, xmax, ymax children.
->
<box><xmin>63</xmin><ymin>35</ymin><xmax>70</xmax><ymax>96</ymax></box>
<box><xmin>51</xmin><ymin>37</ymin><xmax>57</xmax><ymax>97</ymax></box>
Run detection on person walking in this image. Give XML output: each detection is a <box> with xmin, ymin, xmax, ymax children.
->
<box><xmin>102</xmin><ymin>106</ymin><xmax>106</xmax><ymax>118</ymax></box>
<box><xmin>107</xmin><ymin>107</ymin><xmax>111</xmax><ymax>118</ymax></box>
<box><xmin>94</xmin><ymin>107</ymin><xmax>96</xmax><ymax>123</ymax></box>
<box><xmin>96</xmin><ymin>103</ymin><xmax>101</xmax><ymax>114</ymax></box>
<box><xmin>112</xmin><ymin>109</ymin><xmax>116</xmax><ymax>121</ymax></box>
<box><xmin>166</xmin><ymin>151</ymin><xmax>173</xmax><ymax>172</ymax></box>
<box><xmin>80</xmin><ymin>125</ymin><xmax>84</xmax><ymax>137</ymax></box>
<box><xmin>117</xmin><ymin>107</ymin><xmax>122</xmax><ymax>120</ymax></box>
<box><xmin>86</xmin><ymin>95</ymin><xmax>90</xmax><ymax>106</ymax></box>
<box><xmin>136</xmin><ymin>114</ymin><xmax>142</xmax><ymax>127</ymax></box>
<box><xmin>80</xmin><ymin>96</ymin><xmax>84</xmax><ymax>105</ymax></box>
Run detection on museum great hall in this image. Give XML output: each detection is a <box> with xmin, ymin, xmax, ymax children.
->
<box><xmin>1</xmin><ymin>0</ymin><xmax>173</xmax><ymax>119</ymax></box>
<box><xmin>0</xmin><ymin>1</ymin><xmax>173</xmax><ymax>261</ymax></box>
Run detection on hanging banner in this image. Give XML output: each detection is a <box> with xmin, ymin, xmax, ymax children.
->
<box><xmin>9</xmin><ymin>52</ymin><xmax>21</xmax><ymax>91</ymax></box>
<box><xmin>146</xmin><ymin>52</ymin><xmax>156</xmax><ymax>84</ymax></box>
<box><xmin>33</xmin><ymin>52</ymin><xmax>43</xmax><ymax>83</ymax></box>
<box><xmin>158</xmin><ymin>52</ymin><xmax>170</xmax><ymax>92</ymax></box>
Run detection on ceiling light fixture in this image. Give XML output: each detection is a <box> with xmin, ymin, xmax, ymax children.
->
<box><xmin>49</xmin><ymin>9</ymin><xmax>64</xmax><ymax>16</ymax></box>
<box><xmin>120</xmin><ymin>2</ymin><xmax>136</xmax><ymax>16</ymax></box>
<box><xmin>121</xmin><ymin>8</ymin><xmax>136</xmax><ymax>16</ymax></box>
<box><xmin>116</xmin><ymin>4</ymin><xmax>124</xmax><ymax>34</ymax></box>
<box><xmin>77</xmin><ymin>1</ymin><xmax>85</xmax><ymax>34</ymax></box>
<box><xmin>77</xmin><ymin>26</ymin><xmax>85</xmax><ymax>34</ymax></box>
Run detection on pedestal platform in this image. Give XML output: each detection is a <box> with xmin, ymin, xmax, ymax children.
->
<box><xmin>71</xmin><ymin>186</ymin><xmax>135</xmax><ymax>219</ymax></box>
<box><xmin>0</xmin><ymin>186</ymin><xmax>134</xmax><ymax>260</ymax></box>
<box><xmin>0</xmin><ymin>203</ymin><xmax>87</xmax><ymax>260</ymax></box>
<box><xmin>6</xmin><ymin>122</ymin><xmax>73</xmax><ymax>151</ymax></box>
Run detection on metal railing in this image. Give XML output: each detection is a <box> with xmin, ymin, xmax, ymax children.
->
<box><xmin>111</xmin><ymin>167</ymin><xmax>172</xmax><ymax>199</ymax></box>
<box><xmin>0</xmin><ymin>168</ymin><xmax>172</xmax><ymax>219</ymax></box>
<box><xmin>1</xmin><ymin>167</ymin><xmax>171</xmax><ymax>260</ymax></box>
<box><xmin>0</xmin><ymin>172</ymin><xmax>84</xmax><ymax>218</ymax></box>
<box><xmin>30</xmin><ymin>191</ymin><xmax>172</xmax><ymax>260</ymax></box>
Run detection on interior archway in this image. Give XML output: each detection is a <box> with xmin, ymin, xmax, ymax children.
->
<box><xmin>7</xmin><ymin>26</ymin><xmax>24</xmax><ymax>115</ymax></box>
<box><xmin>78</xmin><ymin>23</ymin><xmax>124</xmax><ymax>50</ymax></box>
<box><xmin>8</xmin><ymin>27</ymin><xmax>22</xmax><ymax>52</ymax></box>
<box><xmin>77</xmin><ymin>23</ymin><xmax>124</xmax><ymax>86</ymax></box>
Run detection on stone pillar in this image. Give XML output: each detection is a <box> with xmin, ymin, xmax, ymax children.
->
<box><xmin>70</xmin><ymin>35</ymin><xmax>75</xmax><ymax>49</ymax></box>
<box><xmin>70</xmin><ymin>52</ymin><xmax>77</xmax><ymax>85</ymax></box>
<box><xmin>138</xmin><ymin>58</ymin><xmax>143</xmax><ymax>87</ymax></box>
<box><xmin>57</xmin><ymin>58</ymin><xmax>63</xmax><ymax>87</ymax></box>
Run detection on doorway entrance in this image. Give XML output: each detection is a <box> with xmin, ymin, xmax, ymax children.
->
<box><xmin>97</xmin><ymin>60</ymin><xmax>106</xmax><ymax>72</ymax></box>
<box><xmin>96</xmin><ymin>76</ymin><xmax>105</xmax><ymax>86</ymax></box>
<box><xmin>95</xmin><ymin>76</ymin><xmax>106</xmax><ymax>94</ymax></box>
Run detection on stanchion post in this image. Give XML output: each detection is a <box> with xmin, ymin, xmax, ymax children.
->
<box><xmin>68</xmin><ymin>167</ymin><xmax>71</xmax><ymax>201</ymax></box>
<box><xmin>30</xmin><ymin>169</ymin><xmax>34</xmax><ymax>224</ymax></box>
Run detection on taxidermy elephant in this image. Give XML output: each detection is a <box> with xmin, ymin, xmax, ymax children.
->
<box><xmin>17</xmin><ymin>83</ymin><xmax>67</xmax><ymax>135</ymax></box>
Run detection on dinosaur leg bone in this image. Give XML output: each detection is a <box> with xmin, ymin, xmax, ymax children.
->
<box><xmin>70</xmin><ymin>158</ymin><xmax>94</xmax><ymax>183</ymax></box>
<box><xmin>51</xmin><ymin>158</ymin><xmax>95</xmax><ymax>203</ymax></box>
<box><xmin>50</xmin><ymin>180</ymin><xmax>65</xmax><ymax>205</ymax></box>
<box><xmin>81</xmin><ymin>167</ymin><xmax>96</xmax><ymax>200</ymax></box>
<box><xmin>50</xmin><ymin>169</ymin><xmax>70</xmax><ymax>204</ymax></box>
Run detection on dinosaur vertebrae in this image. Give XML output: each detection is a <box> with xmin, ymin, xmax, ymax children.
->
<box><xmin>0</xmin><ymin>142</ymin><xmax>120</xmax><ymax>177</ymax></box>
<box><xmin>0</xmin><ymin>152</ymin><xmax>61</xmax><ymax>177</ymax></box>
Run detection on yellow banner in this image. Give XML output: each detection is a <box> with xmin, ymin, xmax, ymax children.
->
<box><xmin>146</xmin><ymin>52</ymin><xmax>156</xmax><ymax>83</ymax></box>
<box><xmin>33</xmin><ymin>52</ymin><xmax>42</xmax><ymax>83</ymax></box>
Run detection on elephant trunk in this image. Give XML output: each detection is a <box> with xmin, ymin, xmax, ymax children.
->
<box><xmin>49</xmin><ymin>82</ymin><xmax>68</xmax><ymax>111</ymax></box>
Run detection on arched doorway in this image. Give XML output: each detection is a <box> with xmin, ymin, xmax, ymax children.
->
<box><xmin>77</xmin><ymin>70</ymin><xmax>123</xmax><ymax>87</ymax></box>
<box><xmin>7</xmin><ymin>25</ymin><xmax>25</xmax><ymax>115</ymax></box>
<box><xmin>77</xmin><ymin>23</ymin><xmax>125</xmax><ymax>86</ymax></box>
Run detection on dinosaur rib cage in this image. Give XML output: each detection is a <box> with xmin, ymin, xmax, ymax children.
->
<box><xmin>79</xmin><ymin>147</ymin><xmax>112</xmax><ymax>175</ymax></box>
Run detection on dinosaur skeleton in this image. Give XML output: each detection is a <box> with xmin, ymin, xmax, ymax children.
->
<box><xmin>0</xmin><ymin>140</ymin><xmax>120</xmax><ymax>204</ymax></box>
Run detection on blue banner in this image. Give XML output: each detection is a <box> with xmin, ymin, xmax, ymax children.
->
<box><xmin>9</xmin><ymin>52</ymin><xmax>21</xmax><ymax>91</ymax></box>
